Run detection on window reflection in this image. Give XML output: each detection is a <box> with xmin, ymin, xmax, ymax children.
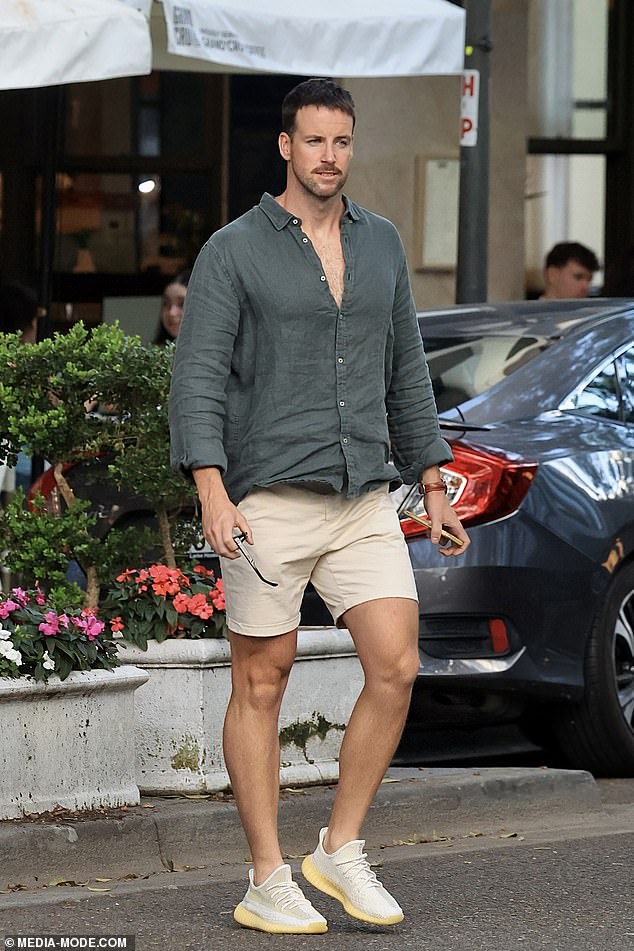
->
<box><xmin>54</xmin><ymin>172</ymin><xmax>211</xmax><ymax>276</ymax></box>
<box><xmin>572</xmin><ymin>360</ymin><xmax>621</xmax><ymax>421</ymax></box>
<box><xmin>619</xmin><ymin>345</ymin><xmax>634</xmax><ymax>424</ymax></box>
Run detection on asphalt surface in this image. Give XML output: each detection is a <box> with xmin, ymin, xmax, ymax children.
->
<box><xmin>0</xmin><ymin>767</ymin><xmax>599</xmax><ymax>891</ymax></box>
<box><xmin>1</xmin><ymin>795</ymin><xmax>633</xmax><ymax>951</ymax></box>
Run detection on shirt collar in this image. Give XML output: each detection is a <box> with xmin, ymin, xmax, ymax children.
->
<box><xmin>259</xmin><ymin>192</ymin><xmax>361</xmax><ymax>230</ymax></box>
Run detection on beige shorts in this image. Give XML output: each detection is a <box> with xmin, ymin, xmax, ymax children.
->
<box><xmin>222</xmin><ymin>483</ymin><xmax>418</xmax><ymax>637</ymax></box>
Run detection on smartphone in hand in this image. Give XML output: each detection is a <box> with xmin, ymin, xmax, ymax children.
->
<box><xmin>402</xmin><ymin>509</ymin><xmax>464</xmax><ymax>547</ymax></box>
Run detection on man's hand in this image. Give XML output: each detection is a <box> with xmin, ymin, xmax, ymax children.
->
<box><xmin>422</xmin><ymin>490</ymin><xmax>470</xmax><ymax>556</ymax></box>
<box><xmin>193</xmin><ymin>467</ymin><xmax>252</xmax><ymax>559</ymax></box>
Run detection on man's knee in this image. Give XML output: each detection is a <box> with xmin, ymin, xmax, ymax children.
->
<box><xmin>380</xmin><ymin>649</ymin><xmax>420</xmax><ymax>693</ymax></box>
<box><xmin>229</xmin><ymin>633</ymin><xmax>296</xmax><ymax>711</ymax></box>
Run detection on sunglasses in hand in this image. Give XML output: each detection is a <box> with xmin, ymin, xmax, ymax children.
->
<box><xmin>233</xmin><ymin>532</ymin><xmax>279</xmax><ymax>587</ymax></box>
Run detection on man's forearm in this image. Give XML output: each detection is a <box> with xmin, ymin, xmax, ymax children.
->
<box><xmin>192</xmin><ymin>466</ymin><xmax>229</xmax><ymax>506</ymax></box>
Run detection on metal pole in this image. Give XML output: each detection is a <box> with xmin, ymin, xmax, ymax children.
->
<box><xmin>37</xmin><ymin>85</ymin><xmax>64</xmax><ymax>342</ymax></box>
<box><xmin>455</xmin><ymin>0</ymin><xmax>492</xmax><ymax>303</ymax></box>
<box><xmin>32</xmin><ymin>85</ymin><xmax>64</xmax><ymax>485</ymax></box>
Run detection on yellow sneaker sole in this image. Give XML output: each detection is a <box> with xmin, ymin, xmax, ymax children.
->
<box><xmin>301</xmin><ymin>855</ymin><xmax>404</xmax><ymax>926</ymax></box>
<box><xmin>233</xmin><ymin>902</ymin><xmax>328</xmax><ymax>934</ymax></box>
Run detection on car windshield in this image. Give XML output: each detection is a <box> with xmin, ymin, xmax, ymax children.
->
<box><xmin>423</xmin><ymin>333</ymin><xmax>551</xmax><ymax>413</ymax></box>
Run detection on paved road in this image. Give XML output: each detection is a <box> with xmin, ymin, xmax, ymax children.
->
<box><xmin>1</xmin><ymin>796</ymin><xmax>633</xmax><ymax>951</ymax></box>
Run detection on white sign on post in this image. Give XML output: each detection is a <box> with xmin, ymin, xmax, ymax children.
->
<box><xmin>461</xmin><ymin>69</ymin><xmax>479</xmax><ymax>147</ymax></box>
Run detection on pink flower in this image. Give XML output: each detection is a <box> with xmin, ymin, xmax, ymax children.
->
<box><xmin>0</xmin><ymin>600</ymin><xmax>20</xmax><ymax>619</ymax></box>
<box><xmin>10</xmin><ymin>587</ymin><xmax>29</xmax><ymax>606</ymax></box>
<box><xmin>71</xmin><ymin>613</ymin><xmax>105</xmax><ymax>641</ymax></box>
<box><xmin>38</xmin><ymin>611</ymin><xmax>60</xmax><ymax>637</ymax></box>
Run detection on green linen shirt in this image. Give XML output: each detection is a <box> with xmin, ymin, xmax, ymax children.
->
<box><xmin>170</xmin><ymin>192</ymin><xmax>452</xmax><ymax>504</ymax></box>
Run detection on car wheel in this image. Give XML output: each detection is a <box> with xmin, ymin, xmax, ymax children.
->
<box><xmin>553</xmin><ymin>561</ymin><xmax>634</xmax><ymax>776</ymax></box>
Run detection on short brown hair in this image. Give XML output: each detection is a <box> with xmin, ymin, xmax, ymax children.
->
<box><xmin>282</xmin><ymin>78</ymin><xmax>355</xmax><ymax>136</ymax></box>
<box><xmin>545</xmin><ymin>242</ymin><xmax>599</xmax><ymax>273</ymax></box>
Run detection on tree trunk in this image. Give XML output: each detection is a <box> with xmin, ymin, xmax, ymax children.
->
<box><xmin>53</xmin><ymin>462</ymin><xmax>99</xmax><ymax>611</ymax></box>
<box><xmin>52</xmin><ymin>462</ymin><xmax>76</xmax><ymax>508</ymax></box>
<box><xmin>84</xmin><ymin>566</ymin><xmax>100</xmax><ymax>611</ymax></box>
<box><xmin>158</xmin><ymin>507</ymin><xmax>176</xmax><ymax>568</ymax></box>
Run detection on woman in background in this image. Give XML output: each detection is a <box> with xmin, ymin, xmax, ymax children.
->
<box><xmin>153</xmin><ymin>269</ymin><xmax>191</xmax><ymax>345</ymax></box>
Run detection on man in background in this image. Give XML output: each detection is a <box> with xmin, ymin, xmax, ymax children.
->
<box><xmin>541</xmin><ymin>241</ymin><xmax>599</xmax><ymax>299</ymax></box>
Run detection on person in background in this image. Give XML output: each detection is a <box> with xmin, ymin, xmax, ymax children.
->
<box><xmin>0</xmin><ymin>281</ymin><xmax>38</xmax><ymax>343</ymax></box>
<box><xmin>0</xmin><ymin>282</ymin><xmax>39</xmax><ymax>492</ymax></box>
<box><xmin>541</xmin><ymin>242</ymin><xmax>599</xmax><ymax>299</ymax></box>
<box><xmin>153</xmin><ymin>269</ymin><xmax>191</xmax><ymax>344</ymax></box>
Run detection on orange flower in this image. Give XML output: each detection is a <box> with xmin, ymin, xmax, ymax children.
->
<box><xmin>152</xmin><ymin>579</ymin><xmax>182</xmax><ymax>597</ymax></box>
<box><xmin>186</xmin><ymin>592</ymin><xmax>214</xmax><ymax>619</ymax></box>
<box><xmin>116</xmin><ymin>569</ymin><xmax>137</xmax><ymax>583</ymax></box>
<box><xmin>173</xmin><ymin>593</ymin><xmax>191</xmax><ymax>614</ymax></box>
<box><xmin>109</xmin><ymin>617</ymin><xmax>124</xmax><ymax>633</ymax></box>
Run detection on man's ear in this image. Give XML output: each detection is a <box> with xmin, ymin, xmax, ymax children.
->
<box><xmin>278</xmin><ymin>132</ymin><xmax>291</xmax><ymax>161</ymax></box>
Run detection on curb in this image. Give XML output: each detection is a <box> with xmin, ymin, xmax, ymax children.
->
<box><xmin>0</xmin><ymin>767</ymin><xmax>599</xmax><ymax>889</ymax></box>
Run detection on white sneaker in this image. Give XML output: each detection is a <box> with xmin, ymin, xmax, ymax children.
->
<box><xmin>302</xmin><ymin>827</ymin><xmax>404</xmax><ymax>926</ymax></box>
<box><xmin>234</xmin><ymin>863</ymin><xmax>328</xmax><ymax>934</ymax></box>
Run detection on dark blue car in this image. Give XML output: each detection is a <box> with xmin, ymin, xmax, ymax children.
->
<box><xmin>394</xmin><ymin>298</ymin><xmax>634</xmax><ymax>776</ymax></box>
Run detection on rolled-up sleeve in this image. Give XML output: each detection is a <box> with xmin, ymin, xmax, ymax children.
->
<box><xmin>169</xmin><ymin>241</ymin><xmax>240</xmax><ymax>477</ymax></box>
<box><xmin>386</xmin><ymin>258</ymin><xmax>453</xmax><ymax>484</ymax></box>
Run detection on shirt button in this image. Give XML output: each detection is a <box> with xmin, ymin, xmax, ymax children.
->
<box><xmin>337</xmin><ymin>358</ymin><xmax>344</xmax><ymax>364</ymax></box>
<box><xmin>292</xmin><ymin>218</ymin><xmax>299</xmax><ymax>225</ymax></box>
<box><xmin>320</xmin><ymin>275</ymin><xmax>326</xmax><ymax>282</ymax></box>
<box><xmin>342</xmin><ymin>437</ymin><xmax>349</xmax><ymax>444</ymax></box>
<box><xmin>302</xmin><ymin>237</ymin><xmax>308</xmax><ymax>243</ymax></box>
<box><xmin>339</xmin><ymin>401</ymin><xmax>345</xmax><ymax>406</ymax></box>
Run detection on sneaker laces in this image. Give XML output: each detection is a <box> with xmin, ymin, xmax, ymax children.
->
<box><xmin>267</xmin><ymin>878</ymin><xmax>314</xmax><ymax>912</ymax></box>
<box><xmin>337</xmin><ymin>851</ymin><xmax>382</xmax><ymax>891</ymax></box>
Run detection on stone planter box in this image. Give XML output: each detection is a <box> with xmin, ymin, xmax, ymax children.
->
<box><xmin>121</xmin><ymin>627</ymin><xmax>364</xmax><ymax>794</ymax></box>
<box><xmin>0</xmin><ymin>666</ymin><xmax>149</xmax><ymax>820</ymax></box>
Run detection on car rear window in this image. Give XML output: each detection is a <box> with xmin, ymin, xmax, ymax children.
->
<box><xmin>423</xmin><ymin>334</ymin><xmax>551</xmax><ymax>412</ymax></box>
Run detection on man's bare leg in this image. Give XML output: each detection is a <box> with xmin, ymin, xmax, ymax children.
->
<box><xmin>325</xmin><ymin>597</ymin><xmax>419</xmax><ymax>853</ymax></box>
<box><xmin>223</xmin><ymin>628</ymin><xmax>298</xmax><ymax>884</ymax></box>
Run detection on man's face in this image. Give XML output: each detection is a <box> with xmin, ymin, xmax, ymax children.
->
<box><xmin>545</xmin><ymin>260</ymin><xmax>594</xmax><ymax>298</ymax></box>
<box><xmin>278</xmin><ymin>105</ymin><xmax>354</xmax><ymax>201</ymax></box>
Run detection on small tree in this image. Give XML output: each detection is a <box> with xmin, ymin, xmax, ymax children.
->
<box><xmin>0</xmin><ymin>324</ymin><xmax>196</xmax><ymax>608</ymax></box>
<box><xmin>99</xmin><ymin>341</ymin><xmax>198</xmax><ymax>568</ymax></box>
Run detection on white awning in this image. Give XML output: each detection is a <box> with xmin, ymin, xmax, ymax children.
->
<box><xmin>0</xmin><ymin>0</ymin><xmax>152</xmax><ymax>90</ymax></box>
<box><xmin>159</xmin><ymin>0</ymin><xmax>466</xmax><ymax>78</ymax></box>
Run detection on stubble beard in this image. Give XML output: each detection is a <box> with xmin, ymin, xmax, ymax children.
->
<box><xmin>294</xmin><ymin>164</ymin><xmax>348</xmax><ymax>203</ymax></box>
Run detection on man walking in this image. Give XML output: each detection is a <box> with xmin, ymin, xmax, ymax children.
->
<box><xmin>170</xmin><ymin>78</ymin><xmax>469</xmax><ymax>935</ymax></box>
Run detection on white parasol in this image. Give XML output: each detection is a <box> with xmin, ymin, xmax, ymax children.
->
<box><xmin>159</xmin><ymin>0</ymin><xmax>465</xmax><ymax>77</ymax></box>
<box><xmin>0</xmin><ymin>0</ymin><xmax>152</xmax><ymax>90</ymax></box>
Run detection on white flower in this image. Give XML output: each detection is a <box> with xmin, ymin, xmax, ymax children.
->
<box><xmin>0</xmin><ymin>628</ymin><xmax>12</xmax><ymax>640</ymax></box>
<box><xmin>0</xmin><ymin>640</ymin><xmax>22</xmax><ymax>666</ymax></box>
<box><xmin>42</xmin><ymin>651</ymin><xmax>55</xmax><ymax>671</ymax></box>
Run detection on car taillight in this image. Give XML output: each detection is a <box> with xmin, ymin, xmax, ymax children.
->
<box><xmin>399</xmin><ymin>442</ymin><xmax>538</xmax><ymax>537</ymax></box>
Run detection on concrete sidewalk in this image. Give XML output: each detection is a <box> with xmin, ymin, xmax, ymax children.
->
<box><xmin>0</xmin><ymin>766</ymin><xmax>599</xmax><ymax>892</ymax></box>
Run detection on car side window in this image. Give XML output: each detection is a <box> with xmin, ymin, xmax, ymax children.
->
<box><xmin>569</xmin><ymin>360</ymin><xmax>621</xmax><ymax>421</ymax></box>
<box><xmin>617</xmin><ymin>344</ymin><xmax>634</xmax><ymax>424</ymax></box>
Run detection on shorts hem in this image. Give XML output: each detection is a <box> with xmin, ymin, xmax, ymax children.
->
<box><xmin>334</xmin><ymin>593</ymin><xmax>419</xmax><ymax>628</ymax></box>
<box><xmin>226</xmin><ymin>613</ymin><xmax>302</xmax><ymax>638</ymax></box>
